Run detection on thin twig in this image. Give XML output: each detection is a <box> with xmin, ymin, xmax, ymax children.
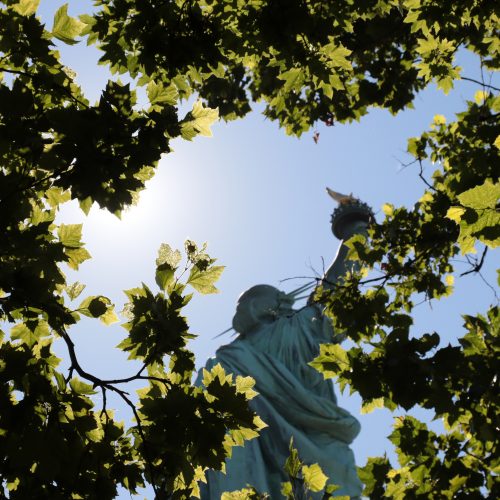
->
<box><xmin>477</xmin><ymin>270</ymin><xmax>499</xmax><ymax>303</ymax></box>
<box><xmin>279</xmin><ymin>275</ymin><xmax>320</xmax><ymax>284</ymax></box>
<box><xmin>460</xmin><ymin>247</ymin><xmax>488</xmax><ymax>277</ymax></box>
<box><xmin>395</xmin><ymin>156</ymin><xmax>419</xmax><ymax>171</ymax></box>
<box><xmin>461</xmin><ymin>76</ymin><xmax>499</xmax><ymax>92</ymax></box>
<box><xmin>418</xmin><ymin>160</ymin><xmax>437</xmax><ymax>191</ymax></box>
<box><xmin>100</xmin><ymin>386</ymin><xmax>109</xmax><ymax>424</ymax></box>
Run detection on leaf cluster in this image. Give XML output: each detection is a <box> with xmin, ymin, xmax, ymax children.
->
<box><xmin>312</xmin><ymin>96</ymin><xmax>499</xmax><ymax>496</ymax></box>
<box><xmin>87</xmin><ymin>0</ymin><xmax>498</xmax><ymax>134</ymax></box>
<box><xmin>1</xmin><ymin>0</ymin><xmax>499</xmax><ymax>498</ymax></box>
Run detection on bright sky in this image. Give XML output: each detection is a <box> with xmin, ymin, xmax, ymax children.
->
<box><xmin>36</xmin><ymin>1</ymin><xmax>498</xmax><ymax>497</ymax></box>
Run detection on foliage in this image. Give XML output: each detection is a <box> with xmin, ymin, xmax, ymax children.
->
<box><xmin>0</xmin><ymin>0</ymin><xmax>499</xmax><ymax>498</ymax></box>
<box><xmin>311</xmin><ymin>90</ymin><xmax>499</xmax><ymax>496</ymax></box>
<box><xmin>86</xmin><ymin>0</ymin><xmax>498</xmax><ymax>135</ymax></box>
<box><xmin>280</xmin><ymin>440</ymin><xmax>340</xmax><ymax>500</ymax></box>
<box><xmin>223</xmin><ymin>440</ymin><xmax>341</xmax><ymax>500</ymax></box>
<box><xmin>0</xmin><ymin>3</ymin><xmax>261</xmax><ymax>496</ymax></box>
<box><xmin>1</xmin><ymin>233</ymin><xmax>265</xmax><ymax>499</ymax></box>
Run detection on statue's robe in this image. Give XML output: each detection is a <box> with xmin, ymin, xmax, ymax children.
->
<box><xmin>197</xmin><ymin>305</ymin><xmax>362</xmax><ymax>499</ymax></box>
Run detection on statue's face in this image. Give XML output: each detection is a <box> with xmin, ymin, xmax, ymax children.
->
<box><xmin>232</xmin><ymin>285</ymin><xmax>293</xmax><ymax>335</ymax></box>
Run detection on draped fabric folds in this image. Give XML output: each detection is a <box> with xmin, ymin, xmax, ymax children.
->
<box><xmin>197</xmin><ymin>305</ymin><xmax>362</xmax><ymax>499</ymax></box>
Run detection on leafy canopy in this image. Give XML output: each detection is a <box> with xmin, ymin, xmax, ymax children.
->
<box><xmin>0</xmin><ymin>0</ymin><xmax>498</xmax><ymax>498</ymax></box>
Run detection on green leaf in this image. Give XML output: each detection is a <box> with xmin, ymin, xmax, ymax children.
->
<box><xmin>45</xmin><ymin>187</ymin><xmax>71</xmax><ymax>208</ymax></box>
<box><xmin>58</xmin><ymin>223</ymin><xmax>83</xmax><ymax>248</ymax></box>
<box><xmin>323</xmin><ymin>43</ymin><xmax>352</xmax><ymax>70</ymax></box>
<box><xmin>474</xmin><ymin>90</ymin><xmax>487</xmax><ymax>104</ymax></box>
<box><xmin>30</xmin><ymin>205</ymin><xmax>54</xmax><ymax>225</ymax></box>
<box><xmin>147</xmin><ymin>81</ymin><xmax>178</xmax><ymax>107</ymax></box>
<box><xmin>155</xmin><ymin>266</ymin><xmax>175</xmax><ymax>291</ymax></box>
<box><xmin>302</xmin><ymin>463</ymin><xmax>328</xmax><ymax>492</ymax></box>
<box><xmin>457</xmin><ymin>234</ymin><xmax>476</xmax><ymax>255</ymax></box>
<box><xmin>69</xmin><ymin>377</ymin><xmax>96</xmax><ymax>395</ymax></box>
<box><xmin>235</xmin><ymin>376</ymin><xmax>258</xmax><ymax>400</ymax></box>
<box><xmin>452</xmin><ymin>181</ymin><xmax>500</xmax><ymax>250</ymax></box>
<box><xmin>11</xmin><ymin>321</ymin><xmax>50</xmax><ymax>347</ymax></box>
<box><xmin>446</xmin><ymin>206</ymin><xmax>466</xmax><ymax>223</ymax></box>
<box><xmin>155</xmin><ymin>244</ymin><xmax>181</xmax><ymax>290</ymax></box>
<box><xmin>88</xmin><ymin>297</ymin><xmax>108</xmax><ymax>317</ymax></box>
<box><xmin>221</xmin><ymin>488</ymin><xmax>262</xmax><ymax>500</ymax></box>
<box><xmin>79</xmin><ymin>196</ymin><xmax>93</xmax><ymax>215</ymax></box>
<box><xmin>382</xmin><ymin>203</ymin><xmax>394</xmax><ymax>216</ymax></box>
<box><xmin>66</xmin><ymin>282</ymin><xmax>86</xmax><ymax>301</ymax></box>
<box><xmin>52</xmin><ymin>4</ymin><xmax>85</xmax><ymax>45</ymax></box>
<box><xmin>202</xmin><ymin>363</ymin><xmax>232</xmax><ymax>386</ymax></box>
<box><xmin>10</xmin><ymin>323</ymin><xmax>35</xmax><ymax>345</ymax></box>
<box><xmin>54</xmin><ymin>371</ymin><xmax>66</xmax><ymax>391</ymax></box>
<box><xmin>309</xmin><ymin>343</ymin><xmax>349</xmax><ymax>378</ymax></box>
<box><xmin>11</xmin><ymin>0</ymin><xmax>39</xmax><ymax>16</ymax></box>
<box><xmin>134</xmin><ymin>166</ymin><xmax>155</xmax><ymax>182</ymax></box>
<box><xmin>457</xmin><ymin>179</ymin><xmax>500</xmax><ymax>210</ymax></box>
<box><xmin>433</xmin><ymin>114</ymin><xmax>446</xmax><ymax>125</ymax></box>
<box><xmin>180</xmin><ymin>101</ymin><xmax>219</xmax><ymax>140</ymax></box>
<box><xmin>65</xmin><ymin>247</ymin><xmax>91</xmax><ymax>270</ymax></box>
<box><xmin>280</xmin><ymin>482</ymin><xmax>293</xmax><ymax>497</ymax></box>
<box><xmin>100</xmin><ymin>307</ymin><xmax>119</xmax><ymax>325</ymax></box>
<box><xmin>228</xmin><ymin>426</ymin><xmax>259</xmax><ymax>446</ymax></box>
<box><xmin>187</xmin><ymin>265</ymin><xmax>224</xmax><ymax>294</ymax></box>
<box><xmin>278</xmin><ymin>68</ymin><xmax>304</xmax><ymax>93</ymax></box>
<box><xmin>156</xmin><ymin>243</ymin><xmax>181</xmax><ymax>268</ymax></box>
<box><xmin>360</xmin><ymin>397</ymin><xmax>385</xmax><ymax>414</ymax></box>
<box><xmin>284</xmin><ymin>439</ymin><xmax>301</xmax><ymax>477</ymax></box>
<box><xmin>78</xmin><ymin>296</ymin><xmax>116</xmax><ymax>324</ymax></box>
<box><xmin>437</xmin><ymin>76</ymin><xmax>454</xmax><ymax>94</ymax></box>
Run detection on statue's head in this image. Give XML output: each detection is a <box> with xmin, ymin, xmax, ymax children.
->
<box><xmin>232</xmin><ymin>284</ymin><xmax>295</xmax><ymax>336</ymax></box>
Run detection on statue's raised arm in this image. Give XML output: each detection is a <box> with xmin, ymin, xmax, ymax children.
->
<box><xmin>197</xmin><ymin>192</ymin><xmax>372</xmax><ymax>499</ymax></box>
<box><xmin>321</xmin><ymin>188</ymin><xmax>374</xmax><ymax>291</ymax></box>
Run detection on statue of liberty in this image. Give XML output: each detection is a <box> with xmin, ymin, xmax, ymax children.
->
<box><xmin>197</xmin><ymin>192</ymin><xmax>373</xmax><ymax>499</ymax></box>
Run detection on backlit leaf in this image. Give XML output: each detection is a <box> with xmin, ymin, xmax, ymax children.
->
<box><xmin>69</xmin><ymin>377</ymin><xmax>96</xmax><ymax>395</ymax></box>
<box><xmin>66</xmin><ymin>282</ymin><xmax>86</xmax><ymax>301</ymax></box>
<box><xmin>181</xmin><ymin>101</ymin><xmax>219</xmax><ymax>139</ymax></box>
<box><xmin>187</xmin><ymin>265</ymin><xmax>224</xmax><ymax>294</ymax></box>
<box><xmin>457</xmin><ymin>180</ymin><xmax>500</xmax><ymax>210</ymax></box>
<box><xmin>46</xmin><ymin>187</ymin><xmax>71</xmax><ymax>208</ymax></box>
<box><xmin>65</xmin><ymin>247</ymin><xmax>91</xmax><ymax>270</ymax></box>
<box><xmin>302</xmin><ymin>463</ymin><xmax>328</xmax><ymax>492</ymax></box>
<box><xmin>11</xmin><ymin>0</ymin><xmax>39</xmax><ymax>16</ymax></box>
<box><xmin>361</xmin><ymin>397</ymin><xmax>385</xmax><ymax>414</ymax></box>
<box><xmin>446</xmin><ymin>206</ymin><xmax>465</xmax><ymax>223</ymax></box>
<box><xmin>52</xmin><ymin>4</ymin><xmax>85</xmax><ymax>45</ymax></box>
<box><xmin>382</xmin><ymin>203</ymin><xmax>394</xmax><ymax>216</ymax></box>
<box><xmin>156</xmin><ymin>243</ymin><xmax>181</xmax><ymax>268</ymax></box>
<box><xmin>147</xmin><ymin>81</ymin><xmax>178</xmax><ymax>106</ymax></box>
<box><xmin>58</xmin><ymin>224</ymin><xmax>83</xmax><ymax>248</ymax></box>
<box><xmin>474</xmin><ymin>90</ymin><xmax>487</xmax><ymax>104</ymax></box>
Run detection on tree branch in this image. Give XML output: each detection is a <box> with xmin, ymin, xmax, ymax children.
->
<box><xmin>58</xmin><ymin>326</ymin><xmax>161</xmax><ymax>497</ymax></box>
<box><xmin>460</xmin><ymin>247</ymin><xmax>488</xmax><ymax>277</ymax></box>
<box><xmin>460</xmin><ymin>76</ymin><xmax>500</xmax><ymax>92</ymax></box>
